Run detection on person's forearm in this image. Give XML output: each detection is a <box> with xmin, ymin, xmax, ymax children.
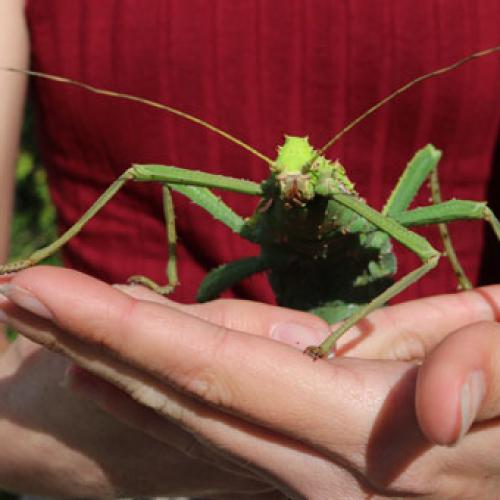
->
<box><xmin>0</xmin><ymin>0</ymin><xmax>29</xmax><ymax>262</ymax></box>
<box><xmin>0</xmin><ymin>0</ymin><xmax>30</xmax><ymax>349</ymax></box>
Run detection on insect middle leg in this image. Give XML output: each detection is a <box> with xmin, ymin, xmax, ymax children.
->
<box><xmin>394</xmin><ymin>200</ymin><xmax>500</xmax><ymax>249</ymax></box>
<box><xmin>127</xmin><ymin>185</ymin><xmax>179</xmax><ymax>294</ymax></box>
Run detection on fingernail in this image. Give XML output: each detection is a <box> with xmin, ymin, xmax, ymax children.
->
<box><xmin>0</xmin><ymin>284</ymin><xmax>53</xmax><ymax>320</ymax></box>
<box><xmin>458</xmin><ymin>370</ymin><xmax>486</xmax><ymax>441</ymax></box>
<box><xmin>271</xmin><ymin>322</ymin><xmax>329</xmax><ymax>350</ymax></box>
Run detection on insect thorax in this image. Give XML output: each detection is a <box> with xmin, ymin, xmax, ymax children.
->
<box><xmin>271</xmin><ymin>135</ymin><xmax>356</xmax><ymax>205</ymax></box>
<box><xmin>239</xmin><ymin>135</ymin><xmax>396</xmax><ymax>322</ymax></box>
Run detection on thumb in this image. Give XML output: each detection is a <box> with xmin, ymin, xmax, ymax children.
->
<box><xmin>416</xmin><ymin>321</ymin><xmax>500</xmax><ymax>445</ymax></box>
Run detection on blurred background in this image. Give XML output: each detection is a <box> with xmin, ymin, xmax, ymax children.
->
<box><xmin>9</xmin><ymin>103</ymin><xmax>58</xmax><ymax>274</ymax></box>
<box><xmin>1</xmin><ymin>103</ymin><xmax>58</xmax><ymax>500</ymax></box>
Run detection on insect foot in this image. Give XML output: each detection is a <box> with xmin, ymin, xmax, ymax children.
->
<box><xmin>127</xmin><ymin>274</ymin><xmax>177</xmax><ymax>295</ymax></box>
<box><xmin>0</xmin><ymin>259</ymin><xmax>34</xmax><ymax>275</ymax></box>
<box><xmin>304</xmin><ymin>345</ymin><xmax>329</xmax><ymax>361</ymax></box>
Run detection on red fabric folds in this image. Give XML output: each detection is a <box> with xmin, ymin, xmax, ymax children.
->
<box><xmin>25</xmin><ymin>0</ymin><xmax>500</xmax><ymax>304</ymax></box>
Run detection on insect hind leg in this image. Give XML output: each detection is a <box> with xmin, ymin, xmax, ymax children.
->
<box><xmin>428</xmin><ymin>168</ymin><xmax>471</xmax><ymax>289</ymax></box>
<box><xmin>382</xmin><ymin>144</ymin><xmax>471</xmax><ymax>290</ymax></box>
<box><xmin>395</xmin><ymin>199</ymin><xmax>500</xmax><ymax>275</ymax></box>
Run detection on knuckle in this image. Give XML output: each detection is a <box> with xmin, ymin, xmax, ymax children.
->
<box><xmin>82</xmin><ymin>294</ymin><xmax>140</xmax><ymax>350</ymax></box>
<box><xmin>179</xmin><ymin>325</ymin><xmax>236</xmax><ymax>408</ymax></box>
<box><xmin>388</xmin><ymin>329</ymin><xmax>429</xmax><ymax>362</ymax></box>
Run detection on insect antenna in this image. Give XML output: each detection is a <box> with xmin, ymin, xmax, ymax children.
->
<box><xmin>316</xmin><ymin>45</ymin><xmax>500</xmax><ymax>159</ymax></box>
<box><xmin>1</xmin><ymin>67</ymin><xmax>274</xmax><ymax>166</ymax></box>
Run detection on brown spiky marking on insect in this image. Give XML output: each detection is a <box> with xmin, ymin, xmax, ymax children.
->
<box><xmin>303</xmin><ymin>345</ymin><xmax>325</xmax><ymax>360</ymax></box>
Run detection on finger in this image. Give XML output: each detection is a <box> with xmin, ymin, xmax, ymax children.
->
<box><xmin>112</xmin><ymin>283</ymin><xmax>172</xmax><ymax>303</ymax></box>
<box><xmin>0</xmin><ymin>280</ymin><xmax>340</xmax><ymax>496</ymax></box>
<box><xmin>3</xmin><ymin>267</ymin><xmax>418</xmax><ymax>450</ymax></box>
<box><xmin>339</xmin><ymin>286</ymin><xmax>500</xmax><ymax>360</ymax></box>
<box><xmin>0</xmin><ymin>295</ymin><xmax>247</xmax><ymax>465</ymax></box>
<box><xmin>416</xmin><ymin>321</ymin><xmax>500</xmax><ymax>445</ymax></box>
<box><xmin>68</xmin><ymin>364</ymin><xmax>343</xmax><ymax>498</ymax></box>
<box><xmin>0</xmin><ymin>333</ymin><xmax>271</xmax><ymax>497</ymax></box>
<box><xmin>113</xmin><ymin>283</ymin><xmax>330</xmax><ymax>344</ymax></box>
<box><xmin>68</xmin><ymin>366</ymin><xmax>274</xmax><ymax>494</ymax></box>
<box><xmin>4</xmin><ymin>266</ymin><xmax>330</xmax><ymax>347</ymax></box>
<box><xmin>1</xmin><ymin>267</ymin><xmax>338</xmax><ymax>440</ymax></box>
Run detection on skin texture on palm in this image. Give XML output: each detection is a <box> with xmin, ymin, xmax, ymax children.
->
<box><xmin>0</xmin><ymin>339</ymin><xmax>274</xmax><ymax>498</ymax></box>
<box><xmin>1</xmin><ymin>267</ymin><xmax>500</xmax><ymax>497</ymax></box>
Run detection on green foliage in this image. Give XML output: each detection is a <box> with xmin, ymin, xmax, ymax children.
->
<box><xmin>6</xmin><ymin>105</ymin><xmax>59</xmax><ymax>342</ymax></box>
<box><xmin>9</xmin><ymin>105</ymin><xmax>58</xmax><ymax>264</ymax></box>
<box><xmin>10</xmin><ymin>152</ymin><xmax>58</xmax><ymax>262</ymax></box>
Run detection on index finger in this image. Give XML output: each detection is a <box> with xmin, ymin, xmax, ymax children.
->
<box><xmin>113</xmin><ymin>282</ymin><xmax>330</xmax><ymax>345</ymax></box>
<box><xmin>3</xmin><ymin>266</ymin><xmax>415</xmax><ymax>454</ymax></box>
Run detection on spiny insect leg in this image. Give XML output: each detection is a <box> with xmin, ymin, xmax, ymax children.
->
<box><xmin>0</xmin><ymin>164</ymin><xmax>255</xmax><ymax>280</ymax></box>
<box><xmin>395</xmin><ymin>200</ymin><xmax>500</xmax><ymax>260</ymax></box>
<box><xmin>383</xmin><ymin>144</ymin><xmax>471</xmax><ymax>289</ymax></box>
<box><xmin>305</xmin><ymin>192</ymin><xmax>441</xmax><ymax>359</ymax></box>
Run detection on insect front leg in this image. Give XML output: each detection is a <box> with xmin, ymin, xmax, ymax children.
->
<box><xmin>128</xmin><ymin>178</ymin><xmax>268</xmax><ymax>296</ymax></box>
<box><xmin>305</xmin><ymin>194</ymin><xmax>441</xmax><ymax>359</ymax></box>
<box><xmin>0</xmin><ymin>164</ymin><xmax>262</xmax><ymax>282</ymax></box>
<box><xmin>0</xmin><ymin>167</ymin><xmax>138</xmax><ymax>275</ymax></box>
<box><xmin>384</xmin><ymin>145</ymin><xmax>500</xmax><ymax>288</ymax></box>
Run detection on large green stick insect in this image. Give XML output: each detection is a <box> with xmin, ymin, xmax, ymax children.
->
<box><xmin>1</xmin><ymin>47</ymin><xmax>499</xmax><ymax>359</ymax></box>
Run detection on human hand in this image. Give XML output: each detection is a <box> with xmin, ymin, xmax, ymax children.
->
<box><xmin>0</xmin><ymin>268</ymin><xmax>332</xmax><ymax>498</ymax></box>
<box><xmin>2</xmin><ymin>267</ymin><xmax>500</xmax><ymax>498</ymax></box>
<box><xmin>0</xmin><ymin>339</ymin><xmax>288</xmax><ymax>499</ymax></box>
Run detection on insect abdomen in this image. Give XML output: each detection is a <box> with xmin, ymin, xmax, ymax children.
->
<box><xmin>254</xmin><ymin>197</ymin><xmax>396</xmax><ymax>323</ymax></box>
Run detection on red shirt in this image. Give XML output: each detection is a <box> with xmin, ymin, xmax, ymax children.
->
<box><xmin>25</xmin><ymin>0</ymin><xmax>500</xmax><ymax>304</ymax></box>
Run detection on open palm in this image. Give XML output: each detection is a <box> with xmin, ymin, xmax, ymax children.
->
<box><xmin>1</xmin><ymin>266</ymin><xmax>499</xmax><ymax>498</ymax></box>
